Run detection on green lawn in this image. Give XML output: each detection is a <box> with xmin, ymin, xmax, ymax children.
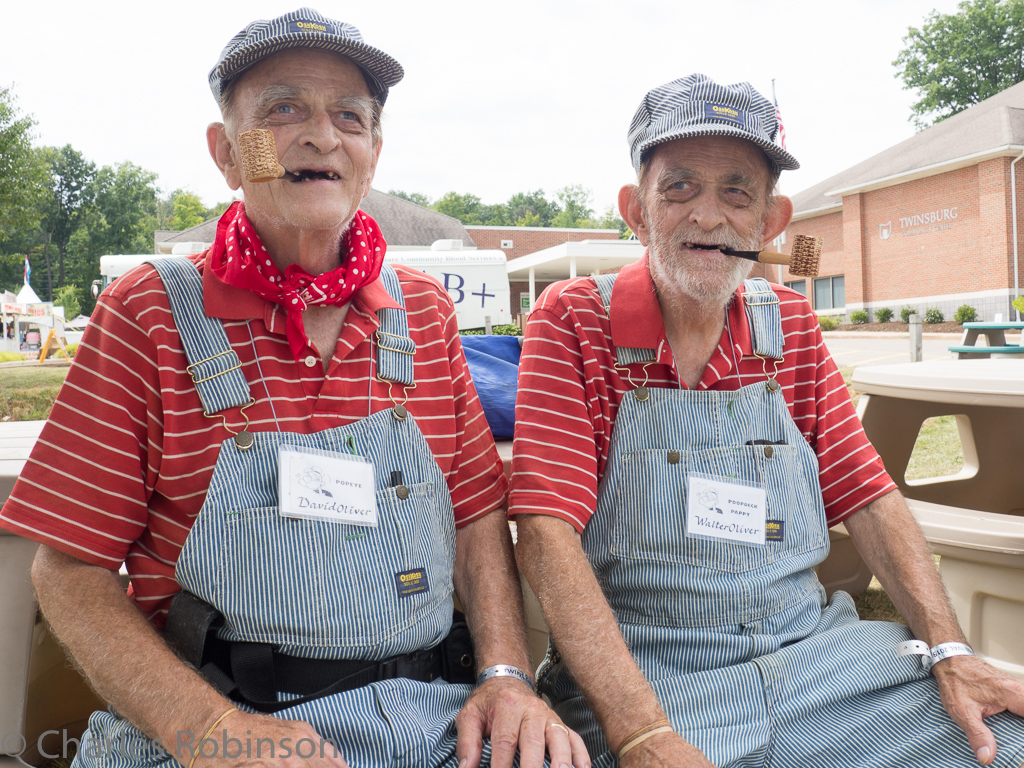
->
<box><xmin>0</xmin><ymin>365</ymin><xmax>70</xmax><ymax>422</ymax></box>
<box><xmin>905</xmin><ymin>415</ymin><xmax>965</xmax><ymax>481</ymax></box>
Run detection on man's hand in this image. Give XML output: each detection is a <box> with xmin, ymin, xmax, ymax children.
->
<box><xmin>453</xmin><ymin>509</ymin><xmax>590</xmax><ymax>767</ymax></box>
<box><xmin>932</xmin><ymin>655</ymin><xmax>1024</xmax><ymax>765</ymax></box>
<box><xmin>617</xmin><ymin>731</ymin><xmax>716</xmax><ymax>768</ymax></box>
<box><xmin>183</xmin><ymin>709</ymin><xmax>349</xmax><ymax>768</ymax></box>
<box><xmin>845</xmin><ymin>492</ymin><xmax>1024</xmax><ymax>765</ymax></box>
<box><xmin>455</xmin><ymin>677</ymin><xmax>588</xmax><ymax>768</ymax></box>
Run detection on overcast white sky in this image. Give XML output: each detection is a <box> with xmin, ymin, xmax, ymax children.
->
<box><xmin>3</xmin><ymin>0</ymin><xmax>962</xmax><ymax>218</ymax></box>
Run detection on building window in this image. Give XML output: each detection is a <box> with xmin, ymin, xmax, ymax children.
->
<box><xmin>501</xmin><ymin>239</ymin><xmax>514</xmax><ymax>249</ymax></box>
<box><xmin>813</xmin><ymin>276</ymin><xmax>845</xmax><ymax>310</ymax></box>
<box><xmin>785</xmin><ymin>280</ymin><xmax>807</xmax><ymax>297</ymax></box>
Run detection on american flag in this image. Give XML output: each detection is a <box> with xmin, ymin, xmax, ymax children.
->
<box><xmin>775</xmin><ymin>102</ymin><xmax>787</xmax><ymax>150</ymax></box>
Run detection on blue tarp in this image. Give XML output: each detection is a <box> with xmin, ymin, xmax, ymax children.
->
<box><xmin>461</xmin><ymin>335</ymin><xmax>521</xmax><ymax>439</ymax></box>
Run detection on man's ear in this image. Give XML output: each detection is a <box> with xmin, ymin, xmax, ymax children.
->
<box><xmin>618</xmin><ymin>184</ymin><xmax>649</xmax><ymax>246</ymax></box>
<box><xmin>207</xmin><ymin>122</ymin><xmax>242</xmax><ymax>191</ymax></box>
<box><xmin>759</xmin><ymin>195</ymin><xmax>794</xmax><ymax>248</ymax></box>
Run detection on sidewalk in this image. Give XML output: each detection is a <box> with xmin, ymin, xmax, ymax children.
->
<box><xmin>822</xmin><ymin>331</ymin><xmax>964</xmax><ymax>339</ymax></box>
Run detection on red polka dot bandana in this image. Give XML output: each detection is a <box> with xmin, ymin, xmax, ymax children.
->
<box><xmin>209</xmin><ymin>201</ymin><xmax>387</xmax><ymax>362</ymax></box>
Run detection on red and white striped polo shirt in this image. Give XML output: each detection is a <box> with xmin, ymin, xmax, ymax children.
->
<box><xmin>0</xmin><ymin>253</ymin><xmax>507</xmax><ymax>626</ymax></box>
<box><xmin>508</xmin><ymin>254</ymin><xmax>896</xmax><ymax>532</ymax></box>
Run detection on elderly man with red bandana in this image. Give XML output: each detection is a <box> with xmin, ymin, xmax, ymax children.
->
<box><xmin>0</xmin><ymin>9</ymin><xmax>587</xmax><ymax>768</ymax></box>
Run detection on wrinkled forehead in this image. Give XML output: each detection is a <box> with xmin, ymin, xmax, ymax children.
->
<box><xmin>222</xmin><ymin>48</ymin><xmax>375</xmax><ymax>115</ymax></box>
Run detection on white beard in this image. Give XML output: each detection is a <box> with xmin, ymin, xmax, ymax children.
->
<box><xmin>647</xmin><ymin>221</ymin><xmax>760</xmax><ymax>315</ymax></box>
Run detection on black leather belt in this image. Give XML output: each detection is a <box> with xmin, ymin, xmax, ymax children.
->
<box><xmin>164</xmin><ymin>591</ymin><xmax>475</xmax><ymax>713</ymax></box>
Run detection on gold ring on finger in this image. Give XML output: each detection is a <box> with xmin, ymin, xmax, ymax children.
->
<box><xmin>546</xmin><ymin>723</ymin><xmax>570</xmax><ymax>737</ymax></box>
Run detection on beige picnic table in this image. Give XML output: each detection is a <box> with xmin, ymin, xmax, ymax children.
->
<box><xmin>852</xmin><ymin>358</ymin><xmax>1024</xmax><ymax>678</ymax></box>
<box><xmin>1</xmin><ymin>421</ymin><xmax>105</xmax><ymax>766</ymax></box>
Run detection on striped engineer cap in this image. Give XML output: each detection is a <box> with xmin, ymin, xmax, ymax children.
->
<box><xmin>627</xmin><ymin>73</ymin><xmax>799</xmax><ymax>175</ymax></box>
<box><xmin>209</xmin><ymin>8</ymin><xmax>404</xmax><ymax>105</ymax></box>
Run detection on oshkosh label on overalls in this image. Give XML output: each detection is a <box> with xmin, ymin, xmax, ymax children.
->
<box><xmin>685</xmin><ymin>474</ymin><xmax>767</xmax><ymax>546</ymax></box>
<box><xmin>278</xmin><ymin>445</ymin><xmax>378</xmax><ymax>526</ymax></box>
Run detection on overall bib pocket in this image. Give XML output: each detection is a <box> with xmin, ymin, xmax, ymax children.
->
<box><xmin>609</xmin><ymin>444</ymin><xmax>823</xmax><ymax>573</ymax></box>
<box><xmin>216</xmin><ymin>480</ymin><xmax>454</xmax><ymax>648</ymax></box>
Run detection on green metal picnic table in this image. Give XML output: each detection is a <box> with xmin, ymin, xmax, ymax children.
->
<box><xmin>948</xmin><ymin>321</ymin><xmax>1024</xmax><ymax>358</ymax></box>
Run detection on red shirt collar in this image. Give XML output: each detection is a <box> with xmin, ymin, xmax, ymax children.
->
<box><xmin>608</xmin><ymin>251</ymin><xmax>756</xmax><ymax>358</ymax></box>
<box><xmin>608</xmin><ymin>253</ymin><xmax>664</xmax><ymax>352</ymax></box>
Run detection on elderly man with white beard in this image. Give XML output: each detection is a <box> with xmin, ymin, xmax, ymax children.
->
<box><xmin>509</xmin><ymin>74</ymin><xmax>1024</xmax><ymax>768</ymax></box>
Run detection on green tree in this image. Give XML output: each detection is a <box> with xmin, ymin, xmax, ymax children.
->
<box><xmin>432</xmin><ymin>191</ymin><xmax>484</xmax><ymax>224</ymax></box>
<box><xmin>0</xmin><ymin>252</ymin><xmax>28</xmax><ymax>293</ymax></box>
<box><xmin>479</xmin><ymin>203</ymin><xmax>511</xmax><ymax>226</ymax></box>
<box><xmin>0</xmin><ymin>87</ymin><xmax>48</xmax><ymax>244</ymax></box>
<box><xmin>206</xmin><ymin>200</ymin><xmax>235</xmax><ymax>219</ymax></box>
<box><xmin>894</xmin><ymin>0</ymin><xmax>1024</xmax><ymax>128</ymax></box>
<box><xmin>168</xmin><ymin>189</ymin><xmax>206</xmax><ymax>230</ymax></box>
<box><xmin>92</xmin><ymin>162</ymin><xmax>160</xmax><ymax>254</ymax></box>
<box><xmin>506</xmin><ymin>190</ymin><xmax>558</xmax><ymax>227</ymax></box>
<box><xmin>54</xmin><ymin>284</ymin><xmax>82</xmax><ymax>321</ymax></box>
<box><xmin>596</xmin><ymin>206</ymin><xmax>630</xmax><ymax>239</ymax></box>
<box><xmin>516</xmin><ymin>211</ymin><xmax>542</xmax><ymax>227</ymax></box>
<box><xmin>37</xmin><ymin>145</ymin><xmax>96</xmax><ymax>297</ymax></box>
<box><xmin>62</xmin><ymin>204</ymin><xmax>110</xmax><ymax>315</ymax></box>
<box><xmin>388</xmin><ymin>189</ymin><xmax>432</xmax><ymax>207</ymax></box>
<box><xmin>550</xmin><ymin>185</ymin><xmax>594</xmax><ymax>228</ymax></box>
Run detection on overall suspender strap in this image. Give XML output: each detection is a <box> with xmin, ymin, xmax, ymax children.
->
<box><xmin>148</xmin><ymin>257</ymin><xmax>253</xmax><ymax>416</ymax></box>
<box><xmin>741</xmin><ymin>278</ymin><xmax>784</xmax><ymax>360</ymax></box>
<box><xmin>593</xmin><ymin>273</ymin><xmax>657</xmax><ymax>367</ymax></box>
<box><xmin>374</xmin><ymin>264</ymin><xmax>416</xmax><ymax>388</ymax></box>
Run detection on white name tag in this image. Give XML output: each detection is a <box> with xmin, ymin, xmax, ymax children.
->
<box><xmin>278</xmin><ymin>445</ymin><xmax>378</xmax><ymax>526</ymax></box>
<box><xmin>685</xmin><ymin>474</ymin><xmax>767</xmax><ymax>546</ymax></box>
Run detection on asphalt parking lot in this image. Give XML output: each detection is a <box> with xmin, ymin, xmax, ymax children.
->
<box><xmin>822</xmin><ymin>334</ymin><xmax>958</xmax><ymax>369</ymax></box>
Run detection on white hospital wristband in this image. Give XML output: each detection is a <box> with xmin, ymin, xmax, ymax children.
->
<box><xmin>476</xmin><ymin>664</ymin><xmax>534</xmax><ymax>691</ymax></box>
<box><xmin>928</xmin><ymin>642</ymin><xmax>975</xmax><ymax>670</ymax></box>
<box><xmin>897</xmin><ymin>640</ymin><xmax>974</xmax><ymax>672</ymax></box>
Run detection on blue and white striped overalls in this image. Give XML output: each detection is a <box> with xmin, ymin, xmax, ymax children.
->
<box><xmin>538</xmin><ymin>276</ymin><xmax>1024</xmax><ymax>768</ymax></box>
<box><xmin>74</xmin><ymin>261</ymin><xmax>492</xmax><ymax>768</ymax></box>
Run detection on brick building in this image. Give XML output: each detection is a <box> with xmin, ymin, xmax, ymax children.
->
<box><xmin>464</xmin><ymin>225</ymin><xmax>619</xmax><ymax>261</ymax></box>
<box><xmin>464</xmin><ymin>225</ymin><xmax>620</xmax><ymax>318</ymax></box>
<box><xmin>779</xmin><ymin>80</ymin><xmax>1024</xmax><ymax>321</ymax></box>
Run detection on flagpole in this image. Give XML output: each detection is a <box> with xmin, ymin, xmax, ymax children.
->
<box><xmin>770</xmin><ymin>78</ymin><xmax>785</xmax><ymax>282</ymax></box>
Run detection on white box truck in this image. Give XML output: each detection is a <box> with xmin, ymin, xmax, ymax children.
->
<box><xmin>93</xmin><ymin>241</ymin><xmax>511</xmax><ymax>331</ymax></box>
<box><xmin>386</xmin><ymin>242</ymin><xmax>510</xmax><ymax>330</ymax></box>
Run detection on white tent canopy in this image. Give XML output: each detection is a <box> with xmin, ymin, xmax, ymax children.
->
<box><xmin>15</xmin><ymin>283</ymin><xmax>40</xmax><ymax>304</ymax></box>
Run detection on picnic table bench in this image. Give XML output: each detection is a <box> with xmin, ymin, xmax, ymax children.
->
<box><xmin>949</xmin><ymin>321</ymin><xmax>1024</xmax><ymax>358</ymax></box>
<box><xmin>853</xmin><ymin>359</ymin><xmax>1024</xmax><ymax>679</ymax></box>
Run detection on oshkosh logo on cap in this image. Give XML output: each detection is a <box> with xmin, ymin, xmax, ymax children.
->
<box><xmin>705</xmin><ymin>103</ymin><xmax>744</xmax><ymax>124</ymax></box>
<box><xmin>291</xmin><ymin>20</ymin><xmax>328</xmax><ymax>34</ymax></box>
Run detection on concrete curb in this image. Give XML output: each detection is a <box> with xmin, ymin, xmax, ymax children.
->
<box><xmin>0</xmin><ymin>359</ymin><xmax>71</xmax><ymax>369</ymax></box>
<box><xmin>821</xmin><ymin>331</ymin><xmax>965</xmax><ymax>339</ymax></box>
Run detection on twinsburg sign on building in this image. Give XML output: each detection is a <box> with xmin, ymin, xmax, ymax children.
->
<box><xmin>879</xmin><ymin>207</ymin><xmax>958</xmax><ymax>240</ymax></box>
